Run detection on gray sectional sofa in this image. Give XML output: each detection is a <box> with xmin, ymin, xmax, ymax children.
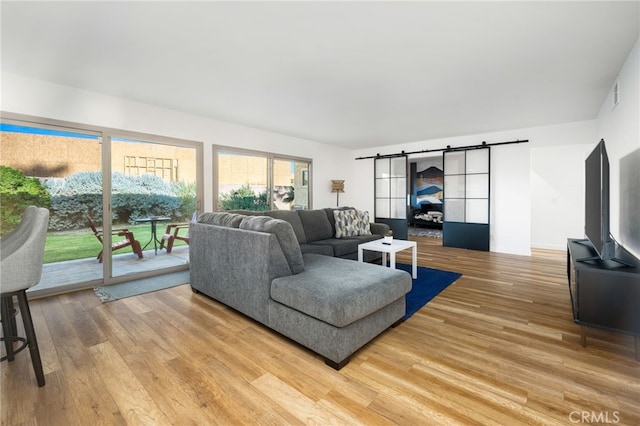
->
<box><xmin>230</xmin><ymin>207</ymin><xmax>388</xmax><ymax>262</ymax></box>
<box><xmin>189</xmin><ymin>211</ymin><xmax>412</xmax><ymax>369</ymax></box>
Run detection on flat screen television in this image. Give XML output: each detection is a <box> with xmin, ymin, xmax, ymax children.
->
<box><xmin>579</xmin><ymin>139</ymin><xmax>632</xmax><ymax>266</ymax></box>
<box><xmin>582</xmin><ymin>139</ymin><xmax>614</xmax><ymax>261</ymax></box>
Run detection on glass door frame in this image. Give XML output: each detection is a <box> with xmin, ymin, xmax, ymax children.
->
<box><xmin>104</xmin><ymin>131</ymin><xmax>204</xmax><ymax>281</ymax></box>
<box><xmin>374</xmin><ymin>155</ymin><xmax>409</xmax><ymax>240</ymax></box>
<box><xmin>442</xmin><ymin>147</ymin><xmax>491</xmax><ymax>251</ymax></box>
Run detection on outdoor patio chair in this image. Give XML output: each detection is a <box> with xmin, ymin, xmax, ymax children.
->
<box><xmin>1</xmin><ymin>205</ymin><xmax>49</xmax><ymax>387</ymax></box>
<box><xmin>86</xmin><ymin>214</ymin><xmax>143</xmax><ymax>262</ymax></box>
<box><xmin>159</xmin><ymin>223</ymin><xmax>189</xmax><ymax>253</ymax></box>
<box><xmin>159</xmin><ymin>212</ymin><xmax>197</xmax><ymax>253</ymax></box>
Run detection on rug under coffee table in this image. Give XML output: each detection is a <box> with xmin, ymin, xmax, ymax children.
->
<box><xmin>358</xmin><ymin>239</ymin><xmax>417</xmax><ymax>279</ymax></box>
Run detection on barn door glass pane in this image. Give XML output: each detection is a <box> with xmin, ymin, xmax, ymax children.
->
<box><xmin>443</xmin><ymin>147</ymin><xmax>490</xmax><ymax>251</ymax></box>
<box><xmin>375</xmin><ymin>156</ymin><xmax>408</xmax><ymax>239</ymax></box>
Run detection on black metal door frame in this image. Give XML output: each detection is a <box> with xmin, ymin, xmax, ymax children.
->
<box><xmin>374</xmin><ymin>155</ymin><xmax>409</xmax><ymax>240</ymax></box>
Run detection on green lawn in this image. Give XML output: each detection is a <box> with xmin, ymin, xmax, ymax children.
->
<box><xmin>43</xmin><ymin>224</ymin><xmax>187</xmax><ymax>263</ymax></box>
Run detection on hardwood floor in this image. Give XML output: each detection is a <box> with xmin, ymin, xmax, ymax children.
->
<box><xmin>3</xmin><ymin>237</ymin><xmax>639</xmax><ymax>425</ymax></box>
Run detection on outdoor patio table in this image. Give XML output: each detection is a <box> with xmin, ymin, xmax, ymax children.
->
<box><xmin>134</xmin><ymin>216</ymin><xmax>171</xmax><ymax>255</ymax></box>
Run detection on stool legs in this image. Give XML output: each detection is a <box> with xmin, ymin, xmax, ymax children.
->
<box><xmin>1</xmin><ymin>295</ymin><xmax>16</xmax><ymax>361</ymax></box>
<box><xmin>1</xmin><ymin>291</ymin><xmax>46</xmax><ymax>387</ymax></box>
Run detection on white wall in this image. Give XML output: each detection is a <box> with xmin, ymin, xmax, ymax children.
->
<box><xmin>530</xmin><ymin>143</ymin><xmax>593</xmax><ymax>250</ymax></box>
<box><xmin>0</xmin><ymin>72</ymin><xmax>355</xmax><ymax>211</ymax></box>
<box><xmin>349</xmin><ymin>39</ymin><xmax>640</xmax><ymax>256</ymax></box>
<box><xmin>352</xmin><ymin>120</ymin><xmax>597</xmax><ymax>255</ymax></box>
<box><xmin>4</xmin><ymin>33</ymin><xmax>636</xmax><ymax>258</ymax></box>
<box><xmin>596</xmin><ymin>37</ymin><xmax>640</xmax><ymax>259</ymax></box>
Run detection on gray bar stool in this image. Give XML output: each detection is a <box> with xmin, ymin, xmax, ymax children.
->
<box><xmin>1</xmin><ymin>206</ymin><xmax>49</xmax><ymax>387</ymax></box>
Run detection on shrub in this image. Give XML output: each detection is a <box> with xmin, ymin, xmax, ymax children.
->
<box><xmin>111</xmin><ymin>173</ymin><xmax>180</xmax><ymax>223</ymax></box>
<box><xmin>45</xmin><ymin>171</ymin><xmax>183</xmax><ymax>230</ymax></box>
<box><xmin>171</xmin><ymin>180</ymin><xmax>197</xmax><ymax>221</ymax></box>
<box><xmin>219</xmin><ymin>184</ymin><xmax>268</xmax><ymax>211</ymax></box>
<box><xmin>0</xmin><ymin>166</ymin><xmax>51</xmax><ymax>236</ymax></box>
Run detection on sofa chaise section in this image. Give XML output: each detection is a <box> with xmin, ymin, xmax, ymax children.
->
<box><xmin>189</xmin><ymin>212</ymin><xmax>412</xmax><ymax>369</ymax></box>
<box><xmin>269</xmin><ymin>254</ymin><xmax>410</xmax><ymax>368</ymax></box>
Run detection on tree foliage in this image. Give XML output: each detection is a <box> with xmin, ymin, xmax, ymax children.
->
<box><xmin>0</xmin><ymin>166</ymin><xmax>51</xmax><ymax>236</ymax></box>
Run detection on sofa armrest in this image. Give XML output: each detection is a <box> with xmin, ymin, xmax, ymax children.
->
<box><xmin>369</xmin><ymin>222</ymin><xmax>390</xmax><ymax>236</ymax></box>
<box><xmin>190</xmin><ymin>223</ymin><xmax>293</xmax><ymax>325</ymax></box>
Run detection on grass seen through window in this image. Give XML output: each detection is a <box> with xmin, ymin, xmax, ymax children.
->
<box><xmin>42</xmin><ymin>224</ymin><xmax>187</xmax><ymax>264</ymax></box>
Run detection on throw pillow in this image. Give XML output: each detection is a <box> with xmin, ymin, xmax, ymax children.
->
<box><xmin>355</xmin><ymin>210</ymin><xmax>372</xmax><ymax>235</ymax></box>
<box><xmin>333</xmin><ymin>209</ymin><xmax>359</xmax><ymax>238</ymax></box>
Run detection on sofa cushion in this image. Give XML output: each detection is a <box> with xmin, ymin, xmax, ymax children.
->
<box><xmin>310</xmin><ymin>234</ymin><xmax>382</xmax><ymax>259</ymax></box>
<box><xmin>333</xmin><ymin>209</ymin><xmax>359</xmax><ymax>238</ymax></box>
<box><xmin>299</xmin><ymin>243</ymin><xmax>334</xmax><ymax>257</ymax></box>
<box><xmin>263</xmin><ymin>210</ymin><xmax>307</xmax><ymax>244</ymax></box>
<box><xmin>271</xmin><ymin>254</ymin><xmax>412</xmax><ymax>327</ymax></box>
<box><xmin>198</xmin><ymin>212</ymin><xmax>244</xmax><ymax>228</ymax></box>
<box><xmin>346</xmin><ymin>234</ymin><xmax>383</xmax><ymax>244</ymax></box>
<box><xmin>369</xmin><ymin>222</ymin><xmax>389</xmax><ymax>236</ymax></box>
<box><xmin>298</xmin><ymin>209</ymin><xmax>333</xmax><ymax>242</ymax></box>
<box><xmin>309</xmin><ymin>238</ymin><xmax>359</xmax><ymax>258</ymax></box>
<box><xmin>239</xmin><ymin>216</ymin><xmax>305</xmax><ymax>274</ymax></box>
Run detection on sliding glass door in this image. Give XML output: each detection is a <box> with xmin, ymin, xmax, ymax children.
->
<box><xmin>443</xmin><ymin>147</ymin><xmax>490</xmax><ymax>250</ymax></box>
<box><xmin>109</xmin><ymin>136</ymin><xmax>199</xmax><ymax>279</ymax></box>
<box><xmin>0</xmin><ymin>121</ymin><xmax>104</xmax><ymax>292</ymax></box>
<box><xmin>375</xmin><ymin>156</ymin><xmax>408</xmax><ymax>239</ymax></box>
<box><xmin>0</xmin><ymin>116</ymin><xmax>203</xmax><ymax>296</ymax></box>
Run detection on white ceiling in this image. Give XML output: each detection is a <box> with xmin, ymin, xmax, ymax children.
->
<box><xmin>2</xmin><ymin>1</ymin><xmax>638</xmax><ymax>149</ymax></box>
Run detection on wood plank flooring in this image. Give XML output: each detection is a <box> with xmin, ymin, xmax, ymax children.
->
<box><xmin>2</xmin><ymin>237</ymin><xmax>639</xmax><ymax>425</ymax></box>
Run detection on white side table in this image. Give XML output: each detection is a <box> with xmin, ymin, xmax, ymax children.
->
<box><xmin>358</xmin><ymin>239</ymin><xmax>417</xmax><ymax>279</ymax></box>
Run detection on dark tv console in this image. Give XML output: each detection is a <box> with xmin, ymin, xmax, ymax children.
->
<box><xmin>567</xmin><ymin>238</ymin><xmax>640</xmax><ymax>361</ymax></box>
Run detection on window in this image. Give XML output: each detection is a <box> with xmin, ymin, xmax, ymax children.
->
<box><xmin>214</xmin><ymin>146</ymin><xmax>311</xmax><ymax>211</ymax></box>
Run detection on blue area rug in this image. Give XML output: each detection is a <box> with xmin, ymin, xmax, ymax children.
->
<box><xmin>395</xmin><ymin>263</ymin><xmax>462</xmax><ymax>320</ymax></box>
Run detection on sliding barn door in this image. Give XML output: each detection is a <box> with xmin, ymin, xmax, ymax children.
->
<box><xmin>443</xmin><ymin>147</ymin><xmax>490</xmax><ymax>251</ymax></box>
<box><xmin>375</xmin><ymin>156</ymin><xmax>408</xmax><ymax>239</ymax></box>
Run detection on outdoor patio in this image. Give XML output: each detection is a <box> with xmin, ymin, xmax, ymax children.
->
<box><xmin>30</xmin><ymin>245</ymin><xmax>190</xmax><ymax>297</ymax></box>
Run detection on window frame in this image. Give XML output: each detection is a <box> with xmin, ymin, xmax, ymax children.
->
<box><xmin>213</xmin><ymin>145</ymin><xmax>312</xmax><ymax>211</ymax></box>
